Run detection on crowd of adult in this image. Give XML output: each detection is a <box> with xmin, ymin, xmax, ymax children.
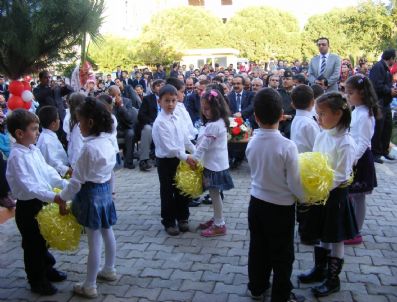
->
<box><xmin>1</xmin><ymin>37</ymin><xmax>396</xmax><ymax>171</ymax></box>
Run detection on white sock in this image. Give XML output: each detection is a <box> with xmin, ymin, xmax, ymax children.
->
<box><xmin>209</xmin><ymin>189</ymin><xmax>224</xmax><ymax>226</ymax></box>
<box><xmin>330</xmin><ymin>242</ymin><xmax>344</xmax><ymax>258</ymax></box>
<box><xmin>84</xmin><ymin>228</ymin><xmax>102</xmax><ymax>288</ymax></box>
<box><xmin>320</xmin><ymin>241</ymin><xmax>331</xmax><ymax>250</ymax></box>
<box><xmin>101</xmin><ymin>227</ymin><xmax>116</xmax><ymax>272</ymax></box>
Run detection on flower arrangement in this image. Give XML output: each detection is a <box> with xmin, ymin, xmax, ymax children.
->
<box><xmin>228</xmin><ymin>117</ymin><xmax>251</xmax><ymax>142</ymax></box>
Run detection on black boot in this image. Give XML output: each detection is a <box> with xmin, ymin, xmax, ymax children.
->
<box><xmin>298</xmin><ymin>246</ymin><xmax>329</xmax><ymax>283</ymax></box>
<box><xmin>312</xmin><ymin>256</ymin><xmax>344</xmax><ymax>297</ymax></box>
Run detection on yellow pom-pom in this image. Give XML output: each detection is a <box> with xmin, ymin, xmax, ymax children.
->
<box><xmin>299</xmin><ymin>152</ymin><xmax>334</xmax><ymax>205</ymax></box>
<box><xmin>174</xmin><ymin>161</ymin><xmax>204</xmax><ymax>198</ymax></box>
<box><xmin>36</xmin><ymin>202</ymin><xmax>82</xmax><ymax>251</ymax></box>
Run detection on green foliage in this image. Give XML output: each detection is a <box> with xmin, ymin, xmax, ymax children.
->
<box><xmin>0</xmin><ymin>0</ymin><xmax>105</xmax><ymax>79</ymax></box>
<box><xmin>224</xmin><ymin>6</ymin><xmax>301</xmax><ymax>62</ymax></box>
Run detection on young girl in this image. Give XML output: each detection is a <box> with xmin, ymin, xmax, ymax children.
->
<box><xmin>298</xmin><ymin>92</ymin><xmax>358</xmax><ymax>297</ymax></box>
<box><xmin>344</xmin><ymin>75</ymin><xmax>378</xmax><ymax>245</ymax></box>
<box><xmin>56</xmin><ymin>97</ymin><xmax>117</xmax><ymax>298</ymax></box>
<box><xmin>152</xmin><ymin>85</ymin><xmax>196</xmax><ymax>236</ymax></box>
<box><xmin>65</xmin><ymin>93</ymin><xmax>85</xmax><ymax>169</ymax></box>
<box><xmin>192</xmin><ymin>89</ymin><xmax>234</xmax><ymax>237</ymax></box>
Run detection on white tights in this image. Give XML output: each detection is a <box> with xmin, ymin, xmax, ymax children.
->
<box><xmin>320</xmin><ymin>241</ymin><xmax>344</xmax><ymax>259</ymax></box>
<box><xmin>209</xmin><ymin>189</ymin><xmax>224</xmax><ymax>226</ymax></box>
<box><xmin>84</xmin><ymin>227</ymin><xmax>116</xmax><ymax>288</ymax></box>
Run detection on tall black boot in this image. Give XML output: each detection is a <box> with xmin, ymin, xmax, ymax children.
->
<box><xmin>298</xmin><ymin>246</ymin><xmax>330</xmax><ymax>283</ymax></box>
<box><xmin>312</xmin><ymin>256</ymin><xmax>344</xmax><ymax>297</ymax></box>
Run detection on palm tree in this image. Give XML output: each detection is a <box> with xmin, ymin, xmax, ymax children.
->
<box><xmin>0</xmin><ymin>0</ymin><xmax>105</xmax><ymax>79</ymax></box>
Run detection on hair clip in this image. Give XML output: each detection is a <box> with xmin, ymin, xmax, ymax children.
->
<box><xmin>210</xmin><ymin>90</ymin><xmax>218</xmax><ymax>97</ymax></box>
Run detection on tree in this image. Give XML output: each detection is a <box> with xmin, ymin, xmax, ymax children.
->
<box><xmin>0</xmin><ymin>0</ymin><xmax>105</xmax><ymax>79</ymax></box>
<box><xmin>224</xmin><ymin>6</ymin><xmax>301</xmax><ymax>62</ymax></box>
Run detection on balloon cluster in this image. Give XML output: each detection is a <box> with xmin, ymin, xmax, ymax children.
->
<box><xmin>7</xmin><ymin>77</ymin><xmax>33</xmax><ymax>111</ymax></box>
<box><xmin>174</xmin><ymin>161</ymin><xmax>204</xmax><ymax>198</ymax></box>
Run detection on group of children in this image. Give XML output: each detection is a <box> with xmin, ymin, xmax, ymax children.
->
<box><xmin>2</xmin><ymin>72</ymin><xmax>379</xmax><ymax>301</ymax></box>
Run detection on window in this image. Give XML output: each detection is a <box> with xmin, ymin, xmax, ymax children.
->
<box><xmin>188</xmin><ymin>0</ymin><xmax>205</xmax><ymax>6</ymax></box>
<box><xmin>221</xmin><ymin>0</ymin><xmax>232</xmax><ymax>5</ymax></box>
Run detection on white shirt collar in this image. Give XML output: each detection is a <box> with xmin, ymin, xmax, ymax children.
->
<box><xmin>319</xmin><ymin>53</ymin><xmax>329</xmax><ymax>59</ymax></box>
<box><xmin>41</xmin><ymin>128</ymin><xmax>57</xmax><ymax>138</ymax></box>
<box><xmin>295</xmin><ymin>109</ymin><xmax>315</xmax><ymax>118</ymax></box>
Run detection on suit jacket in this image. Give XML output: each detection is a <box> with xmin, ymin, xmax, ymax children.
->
<box><xmin>115</xmin><ymin>71</ymin><xmax>122</xmax><ymax>79</ymax></box>
<box><xmin>121</xmin><ymin>85</ymin><xmax>141</xmax><ymax>108</ymax></box>
<box><xmin>138</xmin><ymin>93</ymin><xmax>158</xmax><ymax>126</ymax></box>
<box><xmin>185</xmin><ymin>92</ymin><xmax>201</xmax><ymax>123</ymax></box>
<box><xmin>227</xmin><ymin>90</ymin><xmax>254</xmax><ymax>120</ymax></box>
<box><xmin>113</xmin><ymin>97</ymin><xmax>138</xmax><ymax>130</ymax></box>
<box><xmin>369</xmin><ymin>60</ymin><xmax>393</xmax><ymax>106</ymax></box>
<box><xmin>308</xmin><ymin>53</ymin><xmax>341</xmax><ymax>92</ymax></box>
<box><xmin>153</xmin><ymin>71</ymin><xmax>165</xmax><ymax>80</ymax></box>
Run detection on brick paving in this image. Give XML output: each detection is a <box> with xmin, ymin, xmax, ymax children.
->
<box><xmin>0</xmin><ymin>160</ymin><xmax>396</xmax><ymax>301</ymax></box>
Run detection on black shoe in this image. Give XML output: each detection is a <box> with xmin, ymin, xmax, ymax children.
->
<box><xmin>124</xmin><ymin>162</ymin><xmax>135</xmax><ymax>169</ymax></box>
<box><xmin>47</xmin><ymin>269</ymin><xmax>67</xmax><ymax>282</ymax></box>
<box><xmin>312</xmin><ymin>256</ymin><xmax>344</xmax><ymax>297</ymax></box>
<box><xmin>287</xmin><ymin>292</ymin><xmax>305</xmax><ymax>302</ymax></box>
<box><xmin>188</xmin><ymin>198</ymin><xmax>201</xmax><ymax>207</ymax></box>
<box><xmin>139</xmin><ymin>160</ymin><xmax>151</xmax><ymax>171</ymax></box>
<box><xmin>298</xmin><ymin>246</ymin><xmax>329</xmax><ymax>283</ymax></box>
<box><xmin>220</xmin><ymin>191</ymin><xmax>224</xmax><ymax>200</ymax></box>
<box><xmin>229</xmin><ymin>157</ymin><xmax>238</xmax><ymax>169</ymax></box>
<box><xmin>31</xmin><ymin>282</ymin><xmax>58</xmax><ymax>295</ymax></box>
<box><xmin>202</xmin><ymin>194</ymin><xmax>212</xmax><ymax>205</ymax></box>
<box><xmin>384</xmin><ymin>154</ymin><xmax>396</xmax><ymax>160</ymax></box>
<box><xmin>373</xmin><ymin>155</ymin><xmax>384</xmax><ymax>164</ymax></box>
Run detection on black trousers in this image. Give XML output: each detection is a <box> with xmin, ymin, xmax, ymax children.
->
<box><xmin>228</xmin><ymin>142</ymin><xmax>247</xmax><ymax>161</ymax></box>
<box><xmin>0</xmin><ymin>154</ymin><xmax>9</xmax><ymax>198</ymax></box>
<box><xmin>117</xmin><ymin>128</ymin><xmax>135</xmax><ymax>166</ymax></box>
<box><xmin>248</xmin><ymin>196</ymin><xmax>295</xmax><ymax>302</ymax></box>
<box><xmin>15</xmin><ymin>199</ymin><xmax>56</xmax><ymax>286</ymax></box>
<box><xmin>156</xmin><ymin>157</ymin><xmax>190</xmax><ymax>228</ymax></box>
<box><xmin>371</xmin><ymin>105</ymin><xmax>392</xmax><ymax>156</ymax></box>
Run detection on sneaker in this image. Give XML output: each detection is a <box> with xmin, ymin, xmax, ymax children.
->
<box><xmin>73</xmin><ymin>282</ymin><xmax>98</xmax><ymax>298</ymax></box>
<box><xmin>97</xmin><ymin>269</ymin><xmax>117</xmax><ymax>281</ymax></box>
<box><xmin>199</xmin><ymin>218</ymin><xmax>214</xmax><ymax>230</ymax></box>
<box><xmin>139</xmin><ymin>160</ymin><xmax>151</xmax><ymax>171</ymax></box>
<box><xmin>47</xmin><ymin>268</ymin><xmax>67</xmax><ymax>282</ymax></box>
<box><xmin>178</xmin><ymin>220</ymin><xmax>189</xmax><ymax>232</ymax></box>
<box><xmin>201</xmin><ymin>224</ymin><xmax>226</xmax><ymax>237</ymax></box>
<box><xmin>165</xmin><ymin>226</ymin><xmax>180</xmax><ymax>236</ymax></box>
<box><xmin>247</xmin><ymin>289</ymin><xmax>263</xmax><ymax>300</ymax></box>
<box><xmin>188</xmin><ymin>198</ymin><xmax>201</xmax><ymax>207</ymax></box>
<box><xmin>31</xmin><ymin>282</ymin><xmax>58</xmax><ymax>295</ymax></box>
<box><xmin>202</xmin><ymin>194</ymin><xmax>212</xmax><ymax>205</ymax></box>
<box><xmin>373</xmin><ymin>155</ymin><xmax>384</xmax><ymax>164</ymax></box>
<box><xmin>344</xmin><ymin>235</ymin><xmax>363</xmax><ymax>245</ymax></box>
<box><xmin>384</xmin><ymin>154</ymin><xmax>396</xmax><ymax>160</ymax></box>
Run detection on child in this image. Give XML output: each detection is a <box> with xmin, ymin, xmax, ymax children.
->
<box><xmin>246</xmin><ymin>88</ymin><xmax>305</xmax><ymax>302</ymax></box>
<box><xmin>192</xmin><ymin>89</ymin><xmax>234</xmax><ymax>237</ymax></box>
<box><xmin>152</xmin><ymin>84</ymin><xmax>196</xmax><ymax>236</ymax></box>
<box><xmin>344</xmin><ymin>75</ymin><xmax>378</xmax><ymax>244</ymax></box>
<box><xmin>6</xmin><ymin>109</ymin><xmax>68</xmax><ymax>295</ymax></box>
<box><xmin>298</xmin><ymin>92</ymin><xmax>358</xmax><ymax>297</ymax></box>
<box><xmin>56</xmin><ymin>97</ymin><xmax>117</xmax><ymax>298</ymax></box>
<box><xmin>37</xmin><ymin>106</ymin><xmax>71</xmax><ymax>178</ymax></box>
<box><xmin>65</xmin><ymin>92</ymin><xmax>85</xmax><ymax>169</ymax></box>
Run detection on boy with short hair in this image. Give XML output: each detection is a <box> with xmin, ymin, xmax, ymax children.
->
<box><xmin>246</xmin><ymin>88</ymin><xmax>305</xmax><ymax>302</ymax></box>
<box><xmin>6</xmin><ymin>109</ymin><xmax>68</xmax><ymax>295</ymax></box>
<box><xmin>37</xmin><ymin>106</ymin><xmax>71</xmax><ymax>177</ymax></box>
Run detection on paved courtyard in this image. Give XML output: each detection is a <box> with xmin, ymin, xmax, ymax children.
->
<box><xmin>0</xmin><ymin>160</ymin><xmax>396</xmax><ymax>302</ymax></box>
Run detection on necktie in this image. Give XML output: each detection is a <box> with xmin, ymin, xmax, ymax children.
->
<box><xmin>237</xmin><ymin>93</ymin><xmax>241</xmax><ymax>112</ymax></box>
<box><xmin>320</xmin><ymin>55</ymin><xmax>326</xmax><ymax>75</ymax></box>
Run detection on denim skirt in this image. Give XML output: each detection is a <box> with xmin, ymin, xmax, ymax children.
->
<box><xmin>203</xmin><ymin>168</ymin><xmax>234</xmax><ymax>191</ymax></box>
<box><xmin>72</xmin><ymin>181</ymin><xmax>117</xmax><ymax>229</ymax></box>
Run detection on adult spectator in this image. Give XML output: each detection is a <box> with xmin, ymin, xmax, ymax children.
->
<box><xmin>153</xmin><ymin>64</ymin><xmax>166</xmax><ymax>80</ymax></box>
<box><xmin>293</xmin><ymin>74</ymin><xmax>307</xmax><ymax>86</ymax></box>
<box><xmin>291</xmin><ymin>60</ymin><xmax>303</xmax><ymax>74</ymax></box>
<box><xmin>369</xmin><ymin>48</ymin><xmax>397</xmax><ymax>163</ymax></box>
<box><xmin>115</xmin><ymin>66</ymin><xmax>122</xmax><ymax>79</ymax></box>
<box><xmin>185</xmin><ymin>64</ymin><xmax>195</xmax><ymax>78</ymax></box>
<box><xmin>277</xmin><ymin>70</ymin><xmax>295</xmax><ymax>138</ymax></box>
<box><xmin>251</xmin><ymin>78</ymin><xmax>263</xmax><ymax>93</ymax></box>
<box><xmin>0</xmin><ymin>76</ymin><xmax>9</xmax><ymax>100</ymax></box>
<box><xmin>109</xmin><ymin>85</ymin><xmax>138</xmax><ymax>169</ymax></box>
<box><xmin>121</xmin><ymin>70</ymin><xmax>133</xmax><ymax>87</ymax></box>
<box><xmin>244</xmin><ymin>77</ymin><xmax>252</xmax><ymax>92</ymax></box>
<box><xmin>137</xmin><ymin>79</ymin><xmax>165</xmax><ymax>171</ymax></box>
<box><xmin>308</xmin><ymin>37</ymin><xmax>341</xmax><ymax>92</ymax></box>
<box><xmin>267</xmin><ymin>73</ymin><xmax>280</xmax><ymax>89</ymax></box>
<box><xmin>114</xmin><ymin>78</ymin><xmax>141</xmax><ymax>108</ymax></box>
<box><xmin>185</xmin><ymin>77</ymin><xmax>195</xmax><ymax>97</ymax></box>
<box><xmin>170</xmin><ymin>63</ymin><xmax>179</xmax><ymax>78</ymax></box>
<box><xmin>105</xmin><ymin>74</ymin><xmax>115</xmax><ymax>89</ymax></box>
<box><xmin>185</xmin><ymin>79</ymin><xmax>208</xmax><ymax>124</ymax></box>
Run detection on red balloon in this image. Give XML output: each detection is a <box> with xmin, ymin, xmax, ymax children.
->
<box><xmin>23</xmin><ymin>101</ymin><xmax>32</xmax><ymax>110</ymax></box>
<box><xmin>9</xmin><ymin>81</ymin><xmax>25</xmax><ymax>96</ymax></box>
<box><xmin>7</xmin><ymin>95</ymin><xmax>24</xmax><ymax>110</ymax></box>
<box><xmin>22</xmin><ymin>81</ymin><xmax>31</xmax><ymax>91</ymax></box>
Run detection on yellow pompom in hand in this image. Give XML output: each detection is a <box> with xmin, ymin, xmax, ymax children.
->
<box><xmin>36</xmin><ymin>189</ymin><xmax>82</xmax><ymax>251</ymax></box>
<box><xmin>174</xmin><ymin>161</ymin><xmax>204</xmax><ymax>198</ymax></box>
<box><xmin>299</xmin><ymin>152</ymin><xmax>334</xmax><ymax>205</ymax></box>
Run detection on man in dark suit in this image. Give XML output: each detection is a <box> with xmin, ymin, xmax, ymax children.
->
<box><xmin>278</xmin><ymin>70</ymin><xmax>295</xmax><ymax>139</ymax></box>
<box><xmin>153</xmin><ymin>64</ymin><xmax>166</xmax><ymax>80</ymax></box>
<box><xmin>227</xmin><ymin>75</ymin><xmax>254</xmax><ymax>168</ymax></box>
<box><xmin>121</xmin><ymin>70</ymin><xmax>133</xmax><ymax>87</ymax></box>
<box><xmin>369</xmin><ymin>48</ymin><xmax>397</xmax><ymax>163</ymax></box>
<box><xmin>185</xmin><ymin>79</ymin><xmax>208</xmax><ymax>124</ymax></box>
<box><xmin>109</xmin><ymin>85</ymin><xmax>138</xmax><ymax>169</ymax></box>
<box><xmin>105</xmin><ymin>74</ymin><xmax>115</xmax><ymax>89</ymax></box>
<box><xmin>0</xmin><ymin>75</ymin><xmax>9</xmax><ymax>100</ymax></box>
<box><xmin>114</xmin><ymin>78</ymin><xmax>141</xmax><ymax>108</ymax></box>
<box><xmin>137</xmin><ymin>79</ymin><xmax>165</xmax><ymax>171</ymax></box>
<box><xmin>115</xmin><ymin>66</ymin><xmax>122</xmax><ymax>80</ymax></box>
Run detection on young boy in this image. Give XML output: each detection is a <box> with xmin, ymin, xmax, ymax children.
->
<box><xmin>6</xmin><ymin>109</ymin><xmax>68</xmax><ymax>295</ymax></box>
<box><xmin>152</xmin><ymin>84</ymin><xmax>196</xmax><ymax>236</ymax></box>
<box><xmin>315</xmin><ymin>75</ymin><xmax>329</xmax><ymax>92</ymax></box>
<box><xmin>37</xmin><ymin>106</ymin><xmax>71</xmax><ymax>178</ymax></box>
<box><xmin>246</xmin><ymin>88</ymin><xmax>305</xmax><ymax>302</ymax></box>
<box><xmin>290</xmin><ymin>85</ymin><xmax>320</xmax><ymax>153</ymax></box>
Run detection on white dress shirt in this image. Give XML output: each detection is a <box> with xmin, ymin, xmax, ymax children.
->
<box><xmin>350</xmin><ymin>105</ymin><xmax>375</xmax><ymax>161</ymax></box>
<box><xmin>6</xmin><ymin>143</ymin><xmax>68</xmax><ymax>202</ymax></box>
<box><xmin>314</xmin><ymin>128</ymin><xmax>356</xmax><ymax>189</ymax></box>
<box><xmin>291</xmin><ymin>109</ymin><xmax>321</xmax><ymax>153</ymax></box>
<box><xmin>193</xmin><ymin>119</ymin><xmax>229</xmax><ymax>171</ymax></box>
<box><xmin>152</xmin><ymin>110</ymin><xmax>195</xmax><ymax>161</ymax></box>
<box><xmin>36</xmin><ymin>128</ymin><xmax>70</xmax><ymax>177</ymax></box>
<box><xmin>67</xmin><ymin>123</ymin><xmax>84</xmax><ymax>169</ymax></box>
<box><xmin>60</xmin><ymin>133</ymin><xmax>116</xmax><ymax>201</ymax></box>
<box><xmin>246</xmin><ymin>128</ymin><xmax>304</xmax><ymax>206</ymax></box>
<box><xmin>174</xmin><ymin>102</ymin><xmax>198</xmax><ymax>140</ymax></box>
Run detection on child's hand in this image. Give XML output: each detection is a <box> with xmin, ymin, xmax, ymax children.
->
<box><xmin>59</xmin><ymin>202</ymin><xmax>69</xmax><ymax>216</ymax></box>
<box><xmin>281</xmin><ymin>114</ymin><xmax>292</xmax><ymax>121</ymax></box>
<box><xmin>66</xmin><ymin>167</ymin><xmax>73</xmax><ymax>178</ymax></box>
<box><xmin>186</xmin><ymin>156</ymin><xmax>197</xmax><ymax>169</ymax></box>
